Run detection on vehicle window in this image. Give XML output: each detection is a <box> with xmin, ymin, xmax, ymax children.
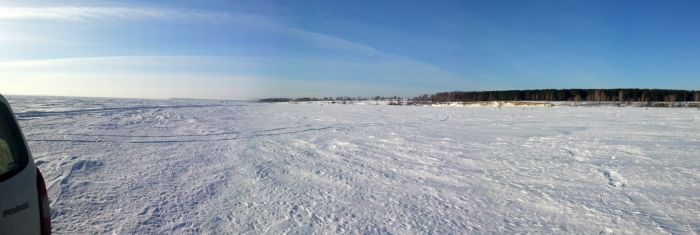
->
<box><xmin>0</xmin><ymin>105</ymin><xmax>27</xmax><ymax>181</ymax></box>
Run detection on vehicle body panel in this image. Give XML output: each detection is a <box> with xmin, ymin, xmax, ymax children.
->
<box><xmin>0</xmin><ymin>95</ymin><xmax>42</xmax><ymax>235</ymax></box>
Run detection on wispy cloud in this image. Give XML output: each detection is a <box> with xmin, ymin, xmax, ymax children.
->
<box><xmin>0</xmin><ymin>56</ymin><xmax>260</xmax><ymax>69</ymax></box>
<box><xmin>0</xmin><ymin>54</ymin><xmax>465</xmax><ymax>98</ymax></box>
<box><xmin>1</xmin><ymin>5</ymin><xmax>455</xmax><ymax>74</ymax></box>
<box><xmin>277</xmin><ymin>27</ymin><xmax>462</xmax><ymax>83</ymax></box>
<box><xmin>1</xmin><ymin>5</ymin><xmax>455</xmax><ymax>71</ymax></box>
<box><xmin>0</xmin><ymin>5</ymin><xmax>468</xmax><ymax>98</ymax></box>
<box><xmin>0</xmin><ymin>6</ymin><xmax>253</xmax><ymax>22</ymax></box>
<box><xmin>0</xmin><ymin>55</ymin><xmax>267</xmax><ymax>99</ymax></box>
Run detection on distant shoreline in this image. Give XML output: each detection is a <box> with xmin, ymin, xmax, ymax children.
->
<box><xmin>260</xmin><ymin>89</ymin><xmax>700</xmax><ymax>108</ymax></box>
<box><xmin>265</xmin><ymin>100</ymin><xmax>700</xmax><ymax>108</ymax></box>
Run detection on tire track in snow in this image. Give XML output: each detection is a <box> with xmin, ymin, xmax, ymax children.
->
<box><xmin>620</xmin><ymin>191</ymin><xmax>687</xmax><ymax>234</ymax></box>
<box><xmin>16</xmin><ymin>104</ymin><xmax>247</xmax><ymax>118</ymax></box>
<box><xmin>27</xmin><ymin>110</ymin><xmax>451</xmax><ymax>144</ymax></box>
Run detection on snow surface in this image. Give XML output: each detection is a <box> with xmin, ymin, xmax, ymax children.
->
<box><xmin>7</xmin><ymin>96</ymin><xmax>700</xmax><ymax>234</ymax></box>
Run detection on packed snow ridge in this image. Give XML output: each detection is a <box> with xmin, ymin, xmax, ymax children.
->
<box><xmin>8</xmin><ymin>96</ymin><xmax>700</xmax><ymax>234</ymax></box>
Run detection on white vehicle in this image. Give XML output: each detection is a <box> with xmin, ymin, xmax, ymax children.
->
<box><xmin>0</xmin><ymin>95</ymin><xmax>51</xmax><ymax>235</ymax></box>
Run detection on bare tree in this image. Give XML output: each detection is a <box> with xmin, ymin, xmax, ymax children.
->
<box><xmin>618</xmin><ymin>90</ymin><xmax>624</xmax><ymax>106</ymax></box>
<box><xmin>666</xmin><ymin>95</ymin><xmax>677</xmax><ymax>107</ymax></box>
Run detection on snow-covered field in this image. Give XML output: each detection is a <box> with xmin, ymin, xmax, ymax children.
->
<box><xmin>7</xmin><ymin>96</ymin><xmax>700</xmax><ymax>234</ymax></box>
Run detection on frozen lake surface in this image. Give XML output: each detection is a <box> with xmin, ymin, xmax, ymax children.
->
<box><xmin>8</xmin><ymin>96</ymin><xmax>700</xmax><ymax>234</ymax></box>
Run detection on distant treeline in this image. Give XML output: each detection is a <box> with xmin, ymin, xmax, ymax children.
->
<box><xmin>259</xmin><ymin>98</ymin><xmax>293</xmax><ymax>102</ymax></box>
<box><xmin>259</xmin><ymin>89</ymin><xmax>700</xmax><ymax>104</ymax></box>
<box><xmin>422</xmin><ymin>89</ymin><xmax>700</xmax><ymax>103</ymax></box>
<box><xmin>259</xmin><ymin>96</ymin><xmax>391</xmax><ymax>102</ymax></box>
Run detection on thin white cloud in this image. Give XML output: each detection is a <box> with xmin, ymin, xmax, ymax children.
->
<box><xmin>0</xmin><ymin>56</ymin><xmax>261</xmax><ymax>70</ymax></box>
<box><xmin>0</xmin><ymin>5</ymin><xmax>469</xmax><ymax>98</ymax></box>
<box><xmin>0</xmin><ymin>5</ymin><xmax>456</xmax><ymax>77</ymax></box>
<box><xmin>0</xmin><ymin>6</ymin><xmax>456</xmax><ymax>75</ymax></box>
<box><xmin>278</xmin><ymin>27</ymin><xmax>462</xmax><ymax>83</ymax></box>
<box><xmin>0</xmin><ymin>56</ymin><xmax>267</xmax><ymax>99</ymax></box>
<box><xmin>0</xmin><ymin>6</ymin><xmax>253</xmax><ymax>22</ymax></box>
<box><xmin>0</xmin><ymin>54</ymin><xmax>465</xmax><ymax>99</ymax></box>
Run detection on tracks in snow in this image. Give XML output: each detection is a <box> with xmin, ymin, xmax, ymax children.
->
<box><xmin>27</xmin><ymin>110</ymin><xmax>451</xmax><ymax>144</ymax></box>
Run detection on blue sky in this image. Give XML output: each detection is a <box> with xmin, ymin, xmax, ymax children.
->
<box><xmin>1</xmin><ymin>0</ymin><xmax>698</xmax><ymax>99</ymax></box>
